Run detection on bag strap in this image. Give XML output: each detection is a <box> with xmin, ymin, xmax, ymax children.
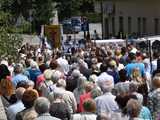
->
<box><xmin>44</xmin><ymin>81</ymin><xmax>53</xmax><ymax>92</ymax></box>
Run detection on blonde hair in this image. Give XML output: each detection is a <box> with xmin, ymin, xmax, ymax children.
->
<box><xmin>23</xmin><ymin>110</ymin><xmax>38</xmax><ymax>120</ymax></box>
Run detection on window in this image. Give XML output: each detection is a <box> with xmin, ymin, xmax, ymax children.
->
<box><xmin>154</xmin><ymin>18</ymin><xmax>159</xmax><ymax>34</ymax></box>
<box><xmin>119</xmin><ymin>16</ymin><xmax>124</xmax><ymax>32</ymax></box>
<box><xmin>137</xmin><ymin>17</ymin><xmax>141</xmax><ymax>34</ymax></box>
<box><xmin>142</xmin><ymin>17</ymin><xmax>147</xmax><ymax>34</ymax></box>
<box><xmin>128</xmin><ymin>17</ymin><xmax>132</xmax><ymax>34</ymax></box>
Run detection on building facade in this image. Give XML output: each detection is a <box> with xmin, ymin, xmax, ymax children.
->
<box><xmin>98</xmin><ymin>0</ymin><xmax>160</xmax><ymax>38</ymax></box>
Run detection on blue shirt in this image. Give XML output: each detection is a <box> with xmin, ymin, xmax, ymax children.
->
<box><xmin>12</xmin><ymin>74</ymin><xmax>28</xmax><ymax>87</ymax></box>
<box><xmin>27</xmin><ymin>69</ymin><xmax>41</xmax><ymax>82</ymax></box>
<box><xmin>107</xmin><ymin>70</ymin><xmax>119</xmax><ymax>84</ymax></box>
<box><xmin>125</xmin><ymin>62</ymin><xmax>145</xmax><ymax>78</ymax></box>
<box><xmin>7</xmin><ymin>100</ymin><xmax>25</xmax><ymax>120</ymax></box>
<box><xmin>139</xmin><ymin>106</ymin><xmax>152</xmax><ymax>120</ymax></box>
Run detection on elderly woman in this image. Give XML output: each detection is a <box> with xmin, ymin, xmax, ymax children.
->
<box><xmin>148</xmin><ymin>75</ymin><xmax>160</xmax><ymax>120</ymax></box>
<box><xmin>34</xmin><ymin>97</ymin><xmax>60</xmax><ymax>120</ymax></box>
<box><xmin>72</xmin><ymin>99</ymin><xmax>97</xmax><ymax>120</ymax></box>
<box><xmin>38</xmin><ymin>69</ymin><xmax>54</xmax><ymax>98</ymax></box>
<box><xmin>16</xmin><ymin>89</ymin><xmax>39</xmax><ymax>120</ymax></box>
<box><xmin>79</xmin><ymin>82</ymin><xmax>94</xmax><ymax>112</ymax></box>
<box><xmin>73</xmin><ymin>76</ymin><xmax>87</xmax><ymax>106</ymax></box>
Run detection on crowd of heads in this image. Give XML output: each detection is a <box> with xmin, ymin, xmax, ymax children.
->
<box><xmin>0</xmin><ymin>41</ymin><xmax>160</xmax><ymax>120</ymax></box>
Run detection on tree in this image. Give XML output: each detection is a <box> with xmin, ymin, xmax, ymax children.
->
<box><xmin>32</xmin><ymin>0</ymin><xmax>55</xmax><ymax>33</ymax></box>
<box><xmin>55</xmin><ymin>0</ymin><xmax>95</xmax><ymax>21</ymax></box>
<box><xmin>0</xmin><ymin>28</ymin><xmax>22</xmax><ymax>59</ymax></box>
<box><xmin>1</xmin><ymin>0</ymin><xmax>55</xmax><ymax>33</ymax></box>
<box><xmin>0</xmin><ymin>2</ymin><xmax>23</xmax><ymax>60</ymax></box>
<box><xmin>79</xmin><ymin>0</ymin><xmax>95</xmax><ymax>14</ymax></box>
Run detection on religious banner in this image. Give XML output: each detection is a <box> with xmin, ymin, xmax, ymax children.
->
<box><xmin>44</xmin><ymin>25</ymin><xmax>61</xmax><ymax>49</ymax></box>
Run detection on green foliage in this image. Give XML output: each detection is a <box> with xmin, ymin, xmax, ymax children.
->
<box><xmin>0</xmin><ymin>3</ymin><xmax>23</xmax><ymax>59</ymax></box>
<box><xmin>32</xmin><ymin>0</ymin><xmax>55</xmax><ymax>32</ymax></box>
<box><xmin>1</xmin><ymin>15</ymin><xmax>31</xmax><ymax>34</ymax></box>
<box><xmin>55</xmin><ymin>0</ymin><xmax>95</xmax><ymax>21</ymax></box>
<box><xmin>8</xmin><ymin>22</ymin><xmax>32</xmax><ymax>34</ymax></box>
<box><xmin>1</xmin><ymin>0</ymin><xmax>55</xmax><ymax>33</ymax></box>
<box><xmin>84</xmin><ymin>13</ymin><xmax>101</xmax><ymax>23</ymax></box>
<box><xmin>0</xmin><ymin>11</ymin><xmax>12</xmax><ymax>27</ymax></box>
<box><xmin>0</xmin><ymin>28</ymin><xmax>22</xmax><ymax>59</ymax></box>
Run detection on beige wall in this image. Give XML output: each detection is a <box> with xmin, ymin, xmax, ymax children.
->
<box><xmin>103</xmin><ymin>0</ymin><xmax>160</xmax><ymax>37</ymax></box>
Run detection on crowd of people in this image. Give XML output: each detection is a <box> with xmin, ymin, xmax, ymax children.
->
<box><xmin>0</xmin><ymin>40</ymin><xmax>160</xmax><ymax>120</ymax></box>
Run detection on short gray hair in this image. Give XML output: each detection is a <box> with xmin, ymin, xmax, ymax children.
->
<box><xmin>51</xmin><ymin>71</ymin><xmax>62</xmax><ymax>83</ymax></box>
<box><xmin>77</xmin><ymin>76</ymin><xmax>87</xmax><ymax>88</ymax></box>
<box><xmin>97</xmin><ymin>74</ymin><xmax>114</xmax><ymax>93</ymax></box>
<box><xmin>27</xmin><ymin>80</ymin><xmax>35</xmax><ymax>88</ymax></box>
<box><xmin>97</xmin><ymin>79</ymin><xmax>114</xmax><ymax>93</ymax></box>
<box><xmin>71</xmin><ymin>69</ymin><xmax>81</xmax><ymax>78</ymax></box>
<box><xmin>34</xmin><ymin>97</ymin><xmax>50</xmax><ymax>114</ymax></box>
<box><xmin>14</xmin><ymin>63</ymin><xmax>24</xmax><ymax>73</ymax></box>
